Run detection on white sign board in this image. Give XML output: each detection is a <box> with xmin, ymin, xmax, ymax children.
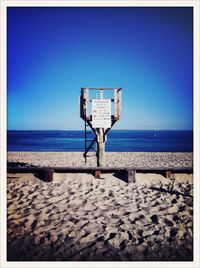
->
<box><xmin>92</xmin><ymin>99</ymin><xmax>111</xmax><ymax>128</ymax></box>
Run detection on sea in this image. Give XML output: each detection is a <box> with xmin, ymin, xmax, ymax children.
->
<box><xmin>7</xmin><ymin>130</ymin><xmax>193</xmax><ymax>152</ymax></box>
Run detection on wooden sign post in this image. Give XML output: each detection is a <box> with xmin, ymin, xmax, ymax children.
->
<box><xmin>80</xmin><ymin>88</ymin><xmax>122</xmax><ymax>175</ymax></box>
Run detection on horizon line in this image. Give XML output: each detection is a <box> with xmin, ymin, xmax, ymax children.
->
<box><xmin>7</xmin><ymin>129</ymin><xmax>193</xmax><ymax>131</ymax></box>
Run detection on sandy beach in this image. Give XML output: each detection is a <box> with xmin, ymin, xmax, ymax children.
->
<box><xmin>8</xmin><ymin>152</ymin><xmax>193</xmax><ymax>168</ymax></box>
<box><xmin>7</xmin><ymin>152</ymin><xmax>193</xmax><ymax>261</ymax></box>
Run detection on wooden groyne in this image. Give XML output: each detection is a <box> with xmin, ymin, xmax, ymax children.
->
<box><xmin>7</xmin><ymin>166</ymin><xmax>193</xmax><ymax>183</ymax></box>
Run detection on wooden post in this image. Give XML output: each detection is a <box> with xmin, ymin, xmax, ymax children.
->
<box><xmin>97</xmin><ymin>128</ymin><xmax>105</xmax><ymax>167</ymax></box>
<box><xmin>165</xmin><ymin>171</ymin><xmax>172</xmax><ymax>179</ymax></box>
<box><xmin>118</xmin><ymin>89</ymin><xmax>122</xmax><ymax>119</ymax></box>
<box><xmin>96</xmin><ymin>90</ymin><xmax>105</xmax><ymax>168</ymax></box>
<box><xmin>44</xmin><ymin>168</ymin><xmax>54</xmax><ymax>182</ymax></box>
<box><xmin>114</xmin><ymin>88</ymin><xmax>118</xmax><ymax>119</ymax></box>
<box><xmin>95</xmin><ymin>170</ymin><xmax>101</xmax><ymax>179</ymax></box>
<box><xmin>85</xmin><ymin>88</ymin><xmax>89</xmax><ymax>119</ymax></box>
<box><xmin>127</xmin><ymin>169</ymin><xmax>136</xmax><ymax>183</ymax></box>
<box><xmin>95</xmin><ymin>89</ymin><xmax>105</xmax><ymax>177</ymax></box>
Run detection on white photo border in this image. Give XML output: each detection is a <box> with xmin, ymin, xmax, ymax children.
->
<box><xmin>1</xmin><ymin>1</ymin><xmax>199</xmax><ymax>268</ymax></box>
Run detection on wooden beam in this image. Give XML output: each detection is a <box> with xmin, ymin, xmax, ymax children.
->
<box><xmin>85</xmin><ymin>88</ymin><xmax>89</xmax><ymax>118</ymax></box>
<box><xmin>114</xmin><ymin>88</ymin><xmax>118</xmax><ymax>119</ymax></box>
<box><xmin>7</xmin><ymin>166</ymin><xmax>193</xmax><ymax>184</ymax></box>
<box><xmin>7</xmin><ymin>166</ymin><xmax>193</xmax><ymax>174</ymax></box>
<box><xmin>118</xmin><ymin>89</ymin><xmax>122</xmax><ymax>119</ymax></box>
<box><xmin>80</xmin><ymin>89</ymin><xmax>84</xmax><ymax>119</ymax></box>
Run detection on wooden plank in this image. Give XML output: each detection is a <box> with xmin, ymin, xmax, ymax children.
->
<box><xmin>7</xmin><ymin>166</ymin><xmax>193</xmax><ymax>173</ymax></box>
<box><xmin>7</xmin><ymin>166</ymin><xmax>193</xmax><ymax>185</ymax></box>
<box><xmin>86</xmin><ymin>88</ymin><xmax>116</xmax><ymax>90</ymax></box>
<box><xmin>118</xmin><ymin>89</ymin><xmax>122</xmax><ymax>119</ymax></box>
<box><xmin>85</xmin><ymin>88</ymin><xmax>89</xmax><ymax>118</ymax></box>
<box><xmin>80</xmin><ymin>89</ymin><xmax>84</xmax><ymax>119</ymax></box>
<box><xmin>114</xmin><ymin>88</ymin><xmax>118</xmax><ymax>119</ymax></box>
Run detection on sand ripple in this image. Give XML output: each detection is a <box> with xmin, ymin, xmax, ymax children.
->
<box><xmin>7</xmin><ymin>171</ymin><xmax>193</xmax><ymax>261</ymax></box>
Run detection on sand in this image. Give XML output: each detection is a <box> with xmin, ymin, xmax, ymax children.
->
<box><xmin>7</xmin><ymin>152</ymin><xmax>193</xmax><ymax>168</ymax></box>
<box><xmin>7</xmin><ymin>152</ymin><xmax>193</xmax><ymax>261</ymax></box>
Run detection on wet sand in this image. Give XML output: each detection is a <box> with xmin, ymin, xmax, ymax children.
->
<box><xmin>7</xmin><ymin>152</ymin><xmax>193</xmax><ymax>261</ymax></box>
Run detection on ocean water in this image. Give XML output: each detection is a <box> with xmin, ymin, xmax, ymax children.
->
<box><xmin>7</xmin><ymin>130</ymin><xmax>193</xmax><ymax>152</ymax></box>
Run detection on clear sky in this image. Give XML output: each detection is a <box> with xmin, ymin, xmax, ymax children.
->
<box><xmin>7</xmin><ymin>7</ymin><xmax>193</xmax><ymax>130</ymax></box>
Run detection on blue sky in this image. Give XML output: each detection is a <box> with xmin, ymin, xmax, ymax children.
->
<box><xmin>7</xmin><ymin>7</ymin><xmax>193</xmax><ymax>130</ymax></box>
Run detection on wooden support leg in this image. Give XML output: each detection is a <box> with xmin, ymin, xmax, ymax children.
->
<box><xmin>127</xmin><ymin>169</ymin><xmax>136</xmax><ymax>183</ymax></box>
<box><xmin>97</xmin><ymin>128</ymin><xmax>105</xmax><ymax>167</ymax></box>
<box><xmin>44</xmin><ymin>168</ymin><xmax>54</xmax><ymax>182</ymax></box>
<box><xmin>95</xmin><ymin>170</ymin><xmax>101</xmax><ymax>179</ymax></box>
<box><xmin>165</xmin><ymin>171</ymin><xmax>172</xmax><ymax>179</ymax></box>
